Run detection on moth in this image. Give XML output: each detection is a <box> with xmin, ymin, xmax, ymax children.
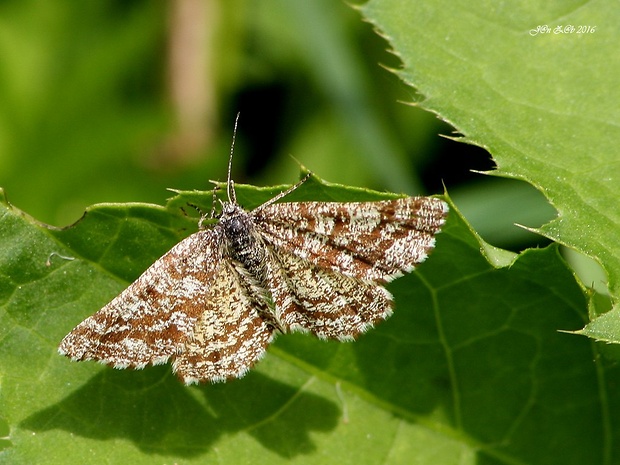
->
<box><xmin>59</xmin><ymin>117</ymin><xmax>448</xmax><ymax>384</ymax></box>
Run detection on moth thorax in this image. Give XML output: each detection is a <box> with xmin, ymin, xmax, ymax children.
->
<box><xmin>221</xmin><ymin>208</ymin><xmax>264</xmax><ymax>273</ymax></box>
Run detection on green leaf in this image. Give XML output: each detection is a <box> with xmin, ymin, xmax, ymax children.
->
<box><xmin>1</xmin><ymin>174</ymin><xmax>615</xmax><ymax>464</ymax></box>
<box><xmin>361</xmin><ymin>0</ymin><xmax>620</xmax><ymax>341</ymax></box>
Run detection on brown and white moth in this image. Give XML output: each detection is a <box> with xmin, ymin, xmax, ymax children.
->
<box><xmin>59</xmin><ymin>116</ymin><xmax>448</xmax><ymax>384</ymax></box>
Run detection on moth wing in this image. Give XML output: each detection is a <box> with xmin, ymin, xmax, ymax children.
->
<box><xmin>59</xmin><ymin>230</ymin><xmax>223</xmax><ymax>370</ymax></box>
<box><xmin>263</xmin><ymin>246</ymin><xmax>393</xmax><ymax>341</ymax></box>
<box><xmin>254</xmin><ymin>197</ymin><xmax>448</xmax><ymax>282</ymax></box>
<box><xmin>172</xmin><ymin>259</ymin><xmax>276</xmax><ymax>384</ymax></box>
<box><xmin>59</xmin><ymin>227</ymin><xmax>276</xmax><ymax>384</ymax></box>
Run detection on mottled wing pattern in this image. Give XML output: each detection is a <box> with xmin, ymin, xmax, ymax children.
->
<box><xmin>60</xmin><ymin>227</ymin><xmax>277</xmax><ymax>383</ymax></box>
<box><xmin>263</xmin><ymin>246</ymin><xmax>392</xmax><ymax>340</ymax></box>
<box><xmin>173</xmin><ymin>259</ymin><xmax>276</xmax><ymax>383</ymax></box>
<box><xmin>253</xmin><ymin>197</ymin><xmax>446</xmax><ymax>340</ymax></box>
<box><xmin>254</xmin><ymin>197</ymin><xmax>448</xmax><ymax>282</ymax></box>
<box><xmin>59</xmin><ymin>188</ymin><xmax>447</xmax><ymax>382</ymax></box>
<box><xmin>59</xmin><ymin>230</ymin><xmax>221</xmax><ymax>368</ymax></box>
<box><xmin>58</xmin><ymin>230</ymin><xmax>224</xmax><ymax>369</ymax></box>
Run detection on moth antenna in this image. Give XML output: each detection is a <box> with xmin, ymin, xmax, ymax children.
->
<box><xmin>256</xmin><ymin>171</ymin><xmax>313</xmax><ymax>211</ymax></box>
<box><xmin>227</xmin><ymin>112</ymin><xmax>240</xmax><ymax>204</ymax></box>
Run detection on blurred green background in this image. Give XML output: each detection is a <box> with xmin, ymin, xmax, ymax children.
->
<box><xmin>0</xmin><ymin>0</ymin><xmax>555</xmax><ymax>250</ymax></box>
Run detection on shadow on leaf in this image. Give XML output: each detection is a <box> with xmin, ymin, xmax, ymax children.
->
<box><xmin>21</xmin><ymin>365</ymin><xmax>339</xmax><ymax>458</ymax></box>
